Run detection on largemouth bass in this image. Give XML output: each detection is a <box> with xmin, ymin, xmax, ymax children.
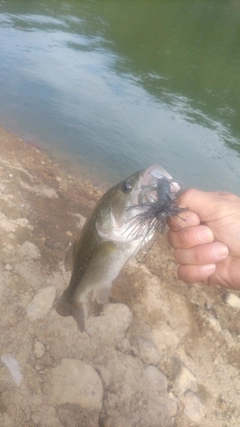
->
<box><xmin>56</xmin><ymin>164</ymin><xmax>183</xmax><ymax>331</ymax></box>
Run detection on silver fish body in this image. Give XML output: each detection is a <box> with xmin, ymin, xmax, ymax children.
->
<box><xmin>56</xmin><ymin>164</ymin><xmax>182</xmax><ymax>331</ymax></box>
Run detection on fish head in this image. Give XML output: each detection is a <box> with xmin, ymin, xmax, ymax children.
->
<box><xmin>96</xmin><ymin>164</ymin><xmax>183</xmax><ymax>242</ymax></box>
<box><xmin>96</xmin><ymin>169</ymin><xmax>143</xmax><ymax>240</ymax></box>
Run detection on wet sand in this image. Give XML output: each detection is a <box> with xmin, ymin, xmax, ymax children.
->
<box><xmin>0</xmin><ymin>127</ymin><xmax>240</xmax><ymax>427</ymax></box>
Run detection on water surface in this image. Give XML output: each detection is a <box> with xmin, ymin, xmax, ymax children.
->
<box><xmin>0</xmin><ymin>0</ymin><xmax>240</xmax><ymax>193</ymax></box>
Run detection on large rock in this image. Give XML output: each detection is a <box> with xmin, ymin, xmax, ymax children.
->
<box><xmin>50</xmin><ymin>359</ymin><xmax>103</xmax><ymax>411</ymax></box>
<box><xmin>27</xmin><ymin>286</ymin><xmax>56</xmax><ymax>320</ymax></box>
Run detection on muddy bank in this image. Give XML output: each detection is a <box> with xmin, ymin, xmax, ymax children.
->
<box><xmin>0</xmin><ymin>127</ymin><xmax>240</xmax><ymax>427</ymax></box>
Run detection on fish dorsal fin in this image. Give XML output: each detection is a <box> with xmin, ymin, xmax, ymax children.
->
<box><xmin>64</xmin><ymin>240</ymin><xmax>78</xmax><ymax>271</ymax></box>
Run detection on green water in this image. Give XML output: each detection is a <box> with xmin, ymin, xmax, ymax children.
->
<box><xmin>0</xmin><ymin>0</ymin><xmax>240</xmax><ymax>193</ymax></box>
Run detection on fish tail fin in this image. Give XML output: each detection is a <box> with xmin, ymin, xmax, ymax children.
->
<box><xmin>56</xmin><ymin>292</ymin><xmax>85</xmax><ymax>332</ymax></box>
<box><xmin>72</xmin><ymin>304</ymin><xmax>85</xmax><ymax>332</ymax></box>
<box><xmin>56</xmin><ymin>292</ymin><xmax>72</xmax><ymax>317</ymax></box>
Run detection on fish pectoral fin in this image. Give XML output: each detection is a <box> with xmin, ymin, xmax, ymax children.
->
<box><xmin>56</xmin><ymin>292</ymin><xmax>85</xmax><ymax>332</ymax></box>
<box><xmin>64</xmin><ymin>240</ymin><xmax>78</xmax><ymax>271</ymax></box>
<box><xmin>94</xmin><ymin>286</ymin><xmax>111</xmax><ymax>304</ymax></box>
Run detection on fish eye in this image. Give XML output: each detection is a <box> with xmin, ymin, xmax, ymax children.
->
<box><xmin>122</xmin><ymin>181</ymin><xmax>132</xmax><ymax>193</ymax></box>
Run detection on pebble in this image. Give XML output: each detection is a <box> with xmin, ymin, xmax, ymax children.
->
<box><xmin>174</xmin><ymin>365</ymin><xmax>198</xmax><ymax>395</ymax></box>
<box><xmin>33</xmin><ymin>341</ymin><xmax>46</xmax><ymax>358</ymax></box>
<box><xmin>31</xmin><ymin>414</ymin><xmax>41</xmax><ymax>425</ymax></box>
<box><xmin>1</xmin><ymin>354</ymin><xmax>22</xmax><ymax>386</ymax></box>
<box><xmin>27</xmin><ymin>286</ymin><xmax>56</xmax><ymax>320</ymax></box>
<box><xmin>225</xmin><ymin>293</ymin><xmax>240</xmax><ymax>310</ymax></box>
<box><xmin>0</xmin><ymin>213</ymin><xmax>16</xmax><ymax>232</ymax></box>
<box><xmin>16</xmin><ymin>217</ymin><xmax>29</xmax><ymax>227</ymax></box>
<box><xmin>50</xmin><ymin>359</ymin><xmax>103</xmax><ymax>410</ymax></box>
<box><xmin>144</xmin><ymin>365</ymin><xmax>168</xmax><ymax>391</ymax></box>
<box><xmin>5</xmin><ymin>264</ymin><xmax>13</xmax><ymax>271</ymax></box>
<box><xmin>71</xmin><ymin>212</ymin><xmax>86</xmax><ymax>229</ymax></box>
<box><xmin>130</xmin><ymin>336</ymin><xmax>160</xmax><ymax>365</ymax></box>
<box><xmin>205</xmin><ymin>301</ymin><xmax>212</xmax><ymax>310</ymax></box>
<box><xmin>18</xmin><ymin>241</ymin><xmax>41</xmax><ymax>259</ymax></box>
<box><xmin>205</xmin><ymin>313</ymin><xmax>222</xmax><ymax>332</ymax></box>
<box><xmin>183</xmin><ymin>391</ymin><xmax>206</xmax><ymax>423</ymax></box>
<box><xmin>4</xmin><ymin>244</ymin><xmax>15</xmax><ymax>253</ymax></box>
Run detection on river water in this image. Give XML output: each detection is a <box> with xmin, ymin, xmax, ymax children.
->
<box><xmin>0</xmin><ymin>0</ymin><xmax>240</xmax><ymax>193</ymax></box>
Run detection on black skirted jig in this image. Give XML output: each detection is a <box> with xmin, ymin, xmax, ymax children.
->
<box><xmin>125</xmin><ymin>174</ymin><xmax>186</xmax><ymax>240</ymax></box>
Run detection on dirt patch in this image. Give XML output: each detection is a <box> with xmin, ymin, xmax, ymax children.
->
<box><xmin>0</xmin><ymin>127</ymin><xmax>240</xmax><ymax>427</ymax></box>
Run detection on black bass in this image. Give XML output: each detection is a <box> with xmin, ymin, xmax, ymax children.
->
<box><xmin>56</xmin><ymin>164</ymin><xmax>183</xmax><ymax>331</ymax></box>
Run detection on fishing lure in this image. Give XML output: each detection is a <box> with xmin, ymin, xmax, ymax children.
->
<box><xmin>126</xmin><ymin>175</ymin><xmax>185</xmax><ymax>238</ymax></box>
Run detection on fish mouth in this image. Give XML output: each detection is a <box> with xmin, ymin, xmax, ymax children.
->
<box><xmin>124</xmin><ymin>164</ymin><xmax>185</xmax><ymax>242</ymax></box>
<box><xmin>138</xmin><ymin>164</ymin><xmax>183</xmax><ymax>205</ymax></box>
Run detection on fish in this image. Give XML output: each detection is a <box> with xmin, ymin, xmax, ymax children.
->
<box><xmin>56</xmin><ymin>164</ymin><xmax>184</xmax><ymax>331</ymax></box>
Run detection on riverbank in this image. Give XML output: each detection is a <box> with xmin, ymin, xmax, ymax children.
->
<box><xmin>0</xmin><ymin>127</ymin><xmax>240</xmax><ymax>427</ymax></box>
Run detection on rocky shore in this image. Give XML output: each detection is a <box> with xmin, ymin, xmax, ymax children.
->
<box><xmin>0</xmin><ymin>127</ymin><xmax>240</xmax><ymax>427</ymax></box>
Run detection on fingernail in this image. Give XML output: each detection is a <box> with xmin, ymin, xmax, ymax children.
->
<box><xmin>211</xmin><ymin>242</ymin><xmax>229</xmax><ymax>260</ymax></box>
<box><xmin>200</xmin><ymin>264</ymin><xmax>216</xmax><ymax>275</ymax></box>
<box><xmin>197</xmin><ymin>227</ymin><xmax>214</xmax><ymax>243</ymax></box>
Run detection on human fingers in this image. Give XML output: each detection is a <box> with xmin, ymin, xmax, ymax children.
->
<box><xmin>167</xmin><ymin>210</ymin><xmax>200</xmax><ymax>231</ymax></box>
<box><xmin>177</xmin><ymin>263</ymin><xmax>216</xmax><ymax>284</ymax></box>
<box><xmin>178</xmin><ymin>258</ymin><xmax>240</xmax><ymax>289</ymax></box>
<box><xmin>167</xmin><ymin>225</ymin><xmax>214</xmax><ymax>249</ymax></box>
<box><xmin>204</xmin><ymin>257</ymin><xmax>240</xmax><ymax>290</ymax></box>
<box><xmin>178</xmin><ymin>188</ymin><xmax>239</xmax><ymax>221</ymax></box>
<box><xmin>174</xmin><ymin>242</ymin><xmax>229</xmax><ymax>265</ymax></box>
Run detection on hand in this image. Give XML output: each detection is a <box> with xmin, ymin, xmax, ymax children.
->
<box><xmin>167</xmin><ymin>189</ymin><xmax>240</xmax><ymax>290</ymax></box>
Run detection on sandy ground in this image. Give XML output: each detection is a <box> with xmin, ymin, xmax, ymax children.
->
<box><xmin>0</xmin><ymin>127</ymin><xmax>240</xmax><ymax>427</ymax></box>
